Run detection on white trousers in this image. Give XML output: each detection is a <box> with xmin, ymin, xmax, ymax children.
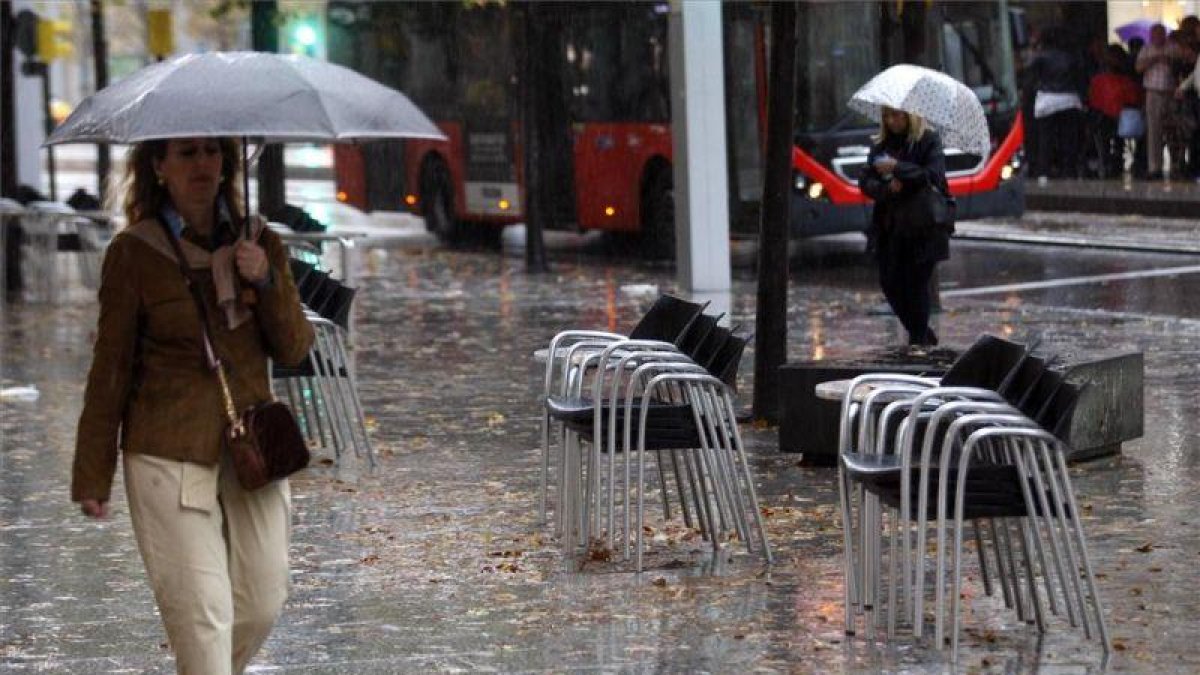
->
<box><xmin>124</xmin><ymin>451</ymin><xmax>291</xmax><ymax>674</ymax></box>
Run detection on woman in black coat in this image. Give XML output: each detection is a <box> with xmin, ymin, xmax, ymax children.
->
<box><xmin>859</xmin><ymin>106</ymin><xmax>950</xmax><ymax>347</ymax></box>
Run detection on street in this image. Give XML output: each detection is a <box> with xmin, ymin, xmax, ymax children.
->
<box><xmin>3</xmin><ymin>224</ymin><xmax>1200</xmax><ymax>672</ymax></box>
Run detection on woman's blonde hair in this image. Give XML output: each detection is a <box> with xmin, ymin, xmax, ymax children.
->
<box><xmin>107</xmin><ymin>137</ymin><xmax>244</xmax><ymax>226</ymax></box>
<box><xmin>875</xmin><ymin>109</ymin><xmax>928</xmax><ymax>145</ymax></box>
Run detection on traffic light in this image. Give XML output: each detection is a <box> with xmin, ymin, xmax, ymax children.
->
<box><xmin>289</xmin><ymin>16</ymin><xmax>320</xmax><ymax>56</ymax></box>
<box><xmin>36</xmin><ymin>17</ymin><xmax>74</xmax><ymax>62</ymax></box>
<box><xmin>147</xmin><ymin>9</ymin><xmax>174</xmax><ymax>59</ymax></box>
<box><xmin>14</xmin><ymin>10</ymin><xmax>39</xmax><ymax>58</ymax></box>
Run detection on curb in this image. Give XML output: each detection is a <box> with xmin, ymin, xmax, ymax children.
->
<box><xmin>953</xmin><ymin>227</ymin><xmax>1200</xmax><ymax>256</ymax></box>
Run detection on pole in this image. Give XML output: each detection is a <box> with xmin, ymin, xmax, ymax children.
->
<box><xmin>91</xmin><ymin>0</ymin><xmax>109</xmax><ymax>201</ymax></box>
<box><xmin>252</xmin><ymin>1</ymin><xmax>285</xmax><ymax>218</ymax></box>
<box><xmin>521</xmin><ymin>3</ymin><xmax>548</xmax><ymax>273</ymax></box>
<box><xmin>1</xmin><ymin>0</ymin><xmax>18</xmax><ymax>199</ymax></box>
<box><xmin>751</xmin><ymin>1</ymin><xmax>797</xmax><ymax>423</ymax></box>
<box><xmin>2</xmin><ymin>0</ymin><xmax>21</xmax><ymax>299</ymax></box>
<box><xmin>37</xmin><ymin>61</ymin><xmax>56</xmax><ymax>201</ymax></box>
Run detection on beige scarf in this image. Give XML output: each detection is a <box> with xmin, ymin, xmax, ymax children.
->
<box><xmin>125</xmin><ymin>217</ymin><xmax>266</xmax><ymax>330</ymax></box>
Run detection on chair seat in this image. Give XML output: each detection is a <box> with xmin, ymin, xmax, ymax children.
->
<box><xmin>843</xmin><ymin>453</ymin><xmax>1028</xmax><ymax>498</ymax></box>
<box><xmin>546</xmin><ymin>396</ymin><xmax>692</xmax><ymax>424</ymax></box>
<box><xmin>273</xmin><ymin>355</ymin><xmax>347</xmax><ymax>379</ymax></box>
<box><xmin>546</xmin><ymin>396</ymin><xmax>705</xmax><ymax>451</ymax></box>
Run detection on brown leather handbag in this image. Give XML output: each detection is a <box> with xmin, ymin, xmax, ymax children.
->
<box><xmin>158</xmin><ymin>218</ymin><xmax>310</xmax><ymax>490</ymax></box>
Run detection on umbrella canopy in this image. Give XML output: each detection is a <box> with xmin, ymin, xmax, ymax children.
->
<box><xmin>45</xmin><ymin>51</ymin><xmax>445</xmax><ymax>145</ymax></box>
<box><xmin>1114</xmin><ymin>19</ymin><xmax>1158</xmax><ymax>45</ymax></box>
<box><xmin>847</xmin><ymin>64</ymin><xmax>990</xmax><ymax>157</ymax></box>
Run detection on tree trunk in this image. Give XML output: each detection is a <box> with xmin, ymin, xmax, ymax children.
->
<box><xmin>91</xmin><ymin>0</ymin><xmax>110</xmax><ymax>202</ymax></box>
<box><xmin>252</xmin><ymin>1</ymin><xmax>285</xmax><ymax>218</ymax></box>
<box><xmin>751</xmin><ymin>2</ymin><xmax>798</xmax><ymax>423</ymax></box>
<box><xmin>520</xmin><ymin>4</ymin><xmax>548</xmax><ymax>272</ymax></box>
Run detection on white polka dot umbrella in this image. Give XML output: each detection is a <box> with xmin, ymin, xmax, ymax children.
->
<box><xmin>848</xmin><ymin>64</ymin><xmax>991</xmax><ymax>157</ymax></box>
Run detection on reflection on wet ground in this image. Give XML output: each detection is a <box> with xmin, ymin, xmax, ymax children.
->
<box><xmin>3</xmin><ymin>240</ymin><xmax>1200</xmax><ymax>672</ymax></box>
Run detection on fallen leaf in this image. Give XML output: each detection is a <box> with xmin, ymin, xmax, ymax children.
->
<box><xmin>1136</xmin><ymin>542</ymin><xmax>1154</xmax><ymax>553</ymax></box>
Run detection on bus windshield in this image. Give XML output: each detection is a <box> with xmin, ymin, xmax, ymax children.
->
<box><xmin>794</xmin><ymin>0</ymin><xmax>1016</xmax><ymax>134</ymax></box>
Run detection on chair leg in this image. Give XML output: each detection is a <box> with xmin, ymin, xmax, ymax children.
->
<box><xmin>1026</xmin><ymin>443</ymin><xmax>1080</xmax><ymax>628</ymax></box>
<box><xmin>654</xmin><ymin>450</ymin><xmax>673</xmax><ymax>521</ymax></box>
<box><xmin>671</xmin><ymin>450</ymin><xmax>693</xmax><ymax>529</ymax></box>
<box><xmin>987</xmin><ymin>518</ymin><xmax>1015</xmax><ymax>610</ymax></box>
<box><xmin>887</xmin><ymin>507</ymin><xmax>899</xmax><ymax>639</ymax></box>
<box><xmin>972</xmin><ymin>521</ymin><xmax>993</xmax><ymax>598</ymax></box>
<box><xmin>541</xmin><ymin>411</ymin><xmax>553</xmax><ymax>522</ymax></box>
<box><xmin>1039</xmin><ymin>443</ymin><xmax>1091</xmax><ymax>638</ymax></box>
<box><xmin>999</xmin><ymin>518</ymin><xmax>1028</xmax><ymax>622</ymax></box>
<box><xmin>1015</xmin><ymin>519</ymin><xmax>1045</xmax><ymax>629</ymax></box>
<box><xmin>1053</xmin><ymin>446</ymin><xmax>1111</xmax><ymax>651</ymax></box>
<box><xmin>839</xmin><ymin>463</ymin><xmax>858</xmax><ymax>636</ymax></box>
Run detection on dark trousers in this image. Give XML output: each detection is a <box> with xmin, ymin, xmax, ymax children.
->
<box><xmin>1090</xmin><ymin>114</ymin><xmax>1124</xmax><ymax>177</ymax></box>
<box><xmin>1035</xmin><ymin>109</ymin><xmax>1083</xmax><ymax>178</ymax></box>
<box><xmin>877</xmin><ymin>242</ymin><xmax>938</xmax><ymax>346</ymax></box>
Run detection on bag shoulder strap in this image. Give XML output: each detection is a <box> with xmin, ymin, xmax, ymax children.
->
<box><xmin>154</xmin><ymin>217</ymin><xmax>244</xmax><ymax>431</ymax></box>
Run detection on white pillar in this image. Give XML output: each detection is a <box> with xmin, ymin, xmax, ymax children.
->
<box><xmin>12</xmin><ymin>0</ymin><xmax>43</xmax><ymax>194</ymax></box>
<box><xmin>668</xmin><ymin>0</ymin><xmax>731</xmax><ymax>304</ymax></box>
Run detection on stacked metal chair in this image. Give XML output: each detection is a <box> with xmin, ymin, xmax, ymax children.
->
<box><xmin>837</xmin><ymin>334</ymin><xmax>1110</xmax><ymax>660</ymax></box>
<box><xmin>538</xmin><ymin>295</ymin><xmax>771</xmax><ymax>571</ymax></box>
<box><xmin>19</xmin><ymin>201</ymin><xmax>113</xmax><ymax>303</ymax></box>
<box><xmin>274</xmin><ymin>257</ymin><xmax>374</xmax><ymax>468</ymax></box>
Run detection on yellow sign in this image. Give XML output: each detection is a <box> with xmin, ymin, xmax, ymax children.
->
<box><xmin>36</xmin><ymin>18</ymin><xmax>74</xmax><ymax>62</ymax></box>
<box><xmin>147</xmin><ymin>9</ymin><xmax>174</xmax><ymax>58</ymax></box>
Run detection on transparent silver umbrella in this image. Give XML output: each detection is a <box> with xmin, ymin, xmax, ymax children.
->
<box><xmin>45</xmin><ymin>51</ymin><xmax>446</xmax><ymax>230</ymax></box>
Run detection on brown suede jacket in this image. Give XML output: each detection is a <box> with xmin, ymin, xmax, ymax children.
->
<box><xmin>71</xmin><ymin>219</ymin><xmax>314</xmax><ymax>502</ymax></box>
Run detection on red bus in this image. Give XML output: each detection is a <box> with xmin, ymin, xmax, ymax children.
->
<box><xmin>327</xmin><ymin>1</ymin><xmax>1025</xmax><ymax>256</ymax></box>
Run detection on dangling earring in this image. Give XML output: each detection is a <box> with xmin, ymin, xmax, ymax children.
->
<box><xmin>219</xmin><ymin>175</ymin><xmax>226</xmax><ymax>184</ymax></box>
<box><xmin>156</xmin><ymin>174</ymin><xmax>165</xmax><ymax>187</ymax></box>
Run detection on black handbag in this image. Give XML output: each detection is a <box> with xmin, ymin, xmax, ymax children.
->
<box><xmin>891</xmin><ymin>181</ymin><xmax>956</xmax><ymax>237</ymax></box>
<box><xmin>156</xmin><ymin>218</ymin><xmax>310</xmax><ymax>490</ymax></box>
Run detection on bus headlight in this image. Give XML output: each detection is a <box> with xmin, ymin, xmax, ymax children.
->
<box><xmin>793</xmin><ymin>172</ymin><xmax>807</xmax><ymax>191</ymax></box>
<box><xmin>1000</xmin><ymin>165</ymin><xmax>1014</xmax><ymax>181</ymax></box>
<box><xmin>807</xmin><ymin>182</ymin><xmax>825</xmax><ymax>200</ymax></box>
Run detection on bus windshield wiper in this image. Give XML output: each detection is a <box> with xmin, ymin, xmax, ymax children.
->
<box><xmin>942</xmin><ymin>8</ymin><xmax>999</xmax><ymax>99</ymax></box>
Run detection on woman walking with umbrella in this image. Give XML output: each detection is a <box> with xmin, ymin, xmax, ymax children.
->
<box><xmin>858</xmin><ymin>106</ymin><xmax>949</xmax><ymax>346</ymax></box>
<box><xmin>72</xmin><ymin>136</ymin><xmax>315</xmax><ymax>672</ymax></box>
<box><xmin>848</xmin><ymin>65</ymin><xmax>986</xmax><ymax>347</ymax></box>
<box><xmin>51</xmin><ymin>52</ymin><xmax>445</xmax><ymax>672</ymax></box>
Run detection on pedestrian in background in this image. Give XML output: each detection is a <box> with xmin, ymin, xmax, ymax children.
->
<box><xmin>1174</xmin><ymin>16</ymin><xmax>1200</xmax><ymax>179</ymax></box>
<box><xmin>1088</xmin><ymin>44</ymin><xmax>1143</xmax><ymax>175</ymax></box>
<box><xmin>859</xmin><ymin>107</ymin><xmax>950</xmax><ymax>347</ymax></box>
<box><xmin>1136</xmin><ymin>24</ymin><xmax>1184</xmax><ymax>179</ymax></box>
<box><xmin>72</xmin><ymin>137</ymin><xmax>314</xmax><ymax>673</ymax></box>
<box><xmin>1028</xmin><ymin>27</ymin><xmax>1085</xmax><ymax>179</ymax></box>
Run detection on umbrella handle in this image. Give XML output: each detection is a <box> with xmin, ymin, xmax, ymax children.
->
<box><xmin>241</xmin><ymin>135</ymin><xmax>252</xmax><ymax>238</ymax></box>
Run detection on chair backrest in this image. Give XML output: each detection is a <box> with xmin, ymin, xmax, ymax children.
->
<box><xmin>298</xmin><ymin>268</ymin><xmax>329</xmax><ymax>306</ymax></box>
<box><xmin>289</xmin><ymin>257</ymin><xmax>315</xmax><ymax>288</ymax></box>
<box><xmin>306</xmin><ymin>274</ymin><xmax>339</xmax><ymax>312</ymax></box>
<box><xmin>709</xmin><ymin>333</ymin><xmax>748</xmax><ymax>390</ymax></box>
<box><xmin>317</xmin><ymin>284</ymin><xmax>357</xmax><ymax>330</ymax></box>
<box><xmin>693</xmin><ymin>325</ymin><xmax>731</xmax><ymax>369</ymax></box>
<box><xmin>940</xmin><ymin>334</ymin><xmax>1029</xmax><ymax>390</ymax></box>
<box><xmin>1033</xmin><ymin>376</ymin><xmax>1083</xmax><ymax>441</ymax></box>
<box><xmin>999</xmin><ymin>354</ymin><xmax>1048</xmax><ymax>405</ymax></box>
<box><xmin>627</xmin><ymin>294</ymin><xmax>709</xmax><ymax>346</ymax></box>
<box><xmin>679</xmin><ymin>312</ymin><xmax>723</xmax><ymax>360</ymax></box>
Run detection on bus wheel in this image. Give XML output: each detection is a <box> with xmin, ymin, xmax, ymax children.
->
<box><xmin>641</xmin><ymin>170</ymin><xmax>675</xmax><ymax>260</ymax></box>
<box><xmin>421</xmin><ymin>160</ymin><xmax>463</xmax><ymax>245</ymax></box>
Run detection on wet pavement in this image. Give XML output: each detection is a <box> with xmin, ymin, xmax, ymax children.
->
<box><xmin>4</xmin><ymin>235</ymin><xmax>1200</xmax><ymax>673</ymax></box>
